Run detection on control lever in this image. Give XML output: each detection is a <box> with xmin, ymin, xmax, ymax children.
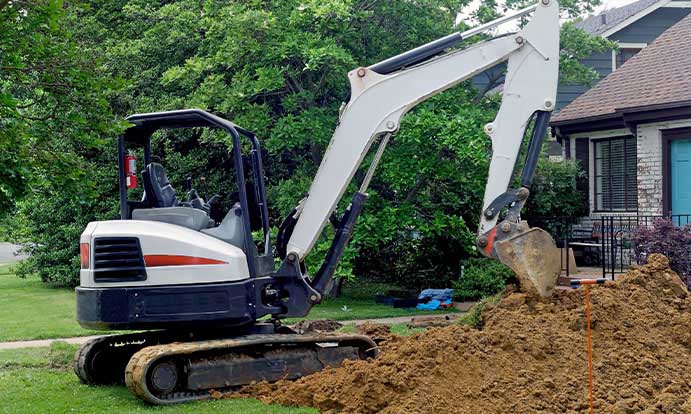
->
<box><xmin>200</xmin><ymin>177</ymin><xmax>209</xmax><ymax>200</ymax></box>
<box><xmin>185</xmin><ymin>176</ymin><xmax>205</xmax><ymax>210</ymax></box>
<box><xmin>204</xmin><ymin>194</ymin><xmax>222</xmax><ymax>223</ymax></box>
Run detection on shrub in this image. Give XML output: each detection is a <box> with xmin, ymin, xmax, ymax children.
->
<box><xmin>9</xmin><ymin>149</ymin><xmax>118</xmax><ymax>288</ymax></box>
<box><xmin>11</xmin><ymin>183</ymin><xmax>117</xmax><ymax>288</ymax></box>
<box><xmin>453</xmin><ymin>258</ymin><xmax>515</xmax><ymax>301</ymax></box>
<box><xmin>457</xmin><ymin>293</ymin><xmax>502</xmax><ymax>329</ymax></box>
<box><xmin>523</xmin><ymin>158</ymin><xmax>588</xmax><ymax>240</ymax></box>
<box><xmin>631</xmin><ymin>218</ymin><xmax>691</xmax><ymax>287</ymax></box>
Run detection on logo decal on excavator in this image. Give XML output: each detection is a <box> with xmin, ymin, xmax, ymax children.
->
<box><xmin>484</xmin><ymin>227</ymin><xmax>498</xmax><ymax>257</ymax></box>
<box><xmin>143</xmin><ymin>255</ymin><xmax>228</xmax><ymax>267</ymax></box>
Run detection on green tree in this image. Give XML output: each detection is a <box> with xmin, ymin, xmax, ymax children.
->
<box><xmin>0</xmin><ymin>1</ymin><xmax>124</xmax><ymax>211</ymax></box>
<box><xmin>7</xmin><ymin>0</ymin><xmax>610</xmax><ymax>288</ymax></box>
<box><xmin>523</xmin><ymin>157</ymin><xmax>587</xmax><ymax>242</ymax></box>
<box><xmin>1</xmin><ymin>0</ymin><xmax>124</xmax><ymax>284</ymax></box>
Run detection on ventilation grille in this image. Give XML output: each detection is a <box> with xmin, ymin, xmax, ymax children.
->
<box><xmin>93</xmin><ymin>237</ymin><xmax>147</xmax><ymax>282</ymax></box>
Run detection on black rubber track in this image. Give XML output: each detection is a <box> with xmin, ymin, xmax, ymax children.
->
<box><xmin>73</xmin><ymin>331</ymin><xmax>167</xmax><ymax>385</ymax></box>
<box><xmin>125</xmin><ymin>333</ymin><xmax>378</xmax><ymax>405</ymax></box>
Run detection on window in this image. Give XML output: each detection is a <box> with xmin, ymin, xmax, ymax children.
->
<box><xmin>594</xmin><ymin>137</ymin><xmax>637</xmax><ymax>211</ymax></box>
<box><xmin>611</xmin><ymin>44</ymin><xmax>645</xmax><ymax>71</ymax></box>
<box><xmin>616</xmin><ymin>48</ymin><xmax>641</xmax><ymax>67</ymax></box>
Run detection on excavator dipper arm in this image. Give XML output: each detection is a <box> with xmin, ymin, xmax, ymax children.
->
<box><xmin>286</xmin><ymin>0</ymin><xmax>562</xmax><ymax>297</ymax></box>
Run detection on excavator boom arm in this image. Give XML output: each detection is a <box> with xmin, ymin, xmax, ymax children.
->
<box><xmin>285</xmin><ymin>0</ymin><xmax>562</xmax><ymax>298</ymax></box>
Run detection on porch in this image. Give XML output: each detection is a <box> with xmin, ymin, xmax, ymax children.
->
<box><xmin>538</xmin><ymin>214</ymin><xmax>691</xmax><ymax>281</ymax></box>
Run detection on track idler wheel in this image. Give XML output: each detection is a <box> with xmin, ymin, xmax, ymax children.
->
<box><xmin>73</xmin><ymin>332</ymin><xmax>168</xmax><ymax>386</ymax></box>
<box><xmin>148</xmin><ymin>360</ymin><xmax>180</xmax><ymax>396</ymax></box>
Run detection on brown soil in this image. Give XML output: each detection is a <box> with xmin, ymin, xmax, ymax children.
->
<box><xmin>292</xmin><ymin>320</ymin><xmax>344</xmax><ymax>334</ymax></box>
<box><xmin>237</xmin><ymin>254</ymin><xmax>691</xmax><ymax>413</ymax></box>
<box><xmin>357</xmin><ymin>322</ymin><xmax>391</xmax><ymax>342</ymax></box>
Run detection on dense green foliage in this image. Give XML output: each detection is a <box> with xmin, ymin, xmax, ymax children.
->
<box><xmin>0</xmin><ymin>0</ymin><xmax>125</xmax><ymax>212</ymax></box>
<box><xmin>453</xmin><ymin>258</ymin><xmax>516</xmax><ymax>301</ymax></box>
<box><xmin>523</xmin><ymin>158</ymin><xmax>587</xmax><ymax>239</ymax></box>
<box><xmin>3</xmin><ymin>0</ymin><xmax>606</xmax><ymax>288</ymax></box>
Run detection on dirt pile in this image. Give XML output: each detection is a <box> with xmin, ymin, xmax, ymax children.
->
<box><xmin>357</xmin><ymin>322</ymin><xmax>391</xmax><ymax>342</ymax></box>
<box><xmin>238</xmin><ymin>254</ymin><xmax>691</xmax><ymax>413</ymax></box>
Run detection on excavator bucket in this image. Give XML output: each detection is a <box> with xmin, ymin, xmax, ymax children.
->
<box><xmin>493</xmin><ymin>226</ymin><xmax>561</xmax><ymax>299</ymax></box>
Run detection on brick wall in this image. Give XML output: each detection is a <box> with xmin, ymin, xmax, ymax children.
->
<box><xmin>636</xmin><ymin>123</ymin><xmax>663</xmax><ymax>215</ymax></box>
<box><xmin>637</xmin><ymin>119</ymin><xmax>691</xmax><ymax>215</ymax></box>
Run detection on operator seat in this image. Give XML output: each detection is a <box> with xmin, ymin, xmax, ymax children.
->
<box><xmin>133</xmin><ymin>163</ymin><xmax>211</xmax><ymax>231</ymax></box>
<box><xmin>142</xmin><ymin>163</ymin><xmax>178</xmax><ymax>208</ymax></box>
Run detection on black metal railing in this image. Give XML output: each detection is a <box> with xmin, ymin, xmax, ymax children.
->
<box><xmin>561</xmin><ymin>214</ymin><xmax>691</xmax><ymax>279</ymax></box>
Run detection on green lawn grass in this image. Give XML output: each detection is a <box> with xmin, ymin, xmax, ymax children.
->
<box><xmin>0</xmin><ymin>264</ymin><xmax>108</xmax><ymax>342</ymax></box>
<box><xmin>0</xmin><ymin>326</ymin><xmax>426</xmax><ymax>414</ymax></box>
<box><xmin>0</xmin><ymin>343</ymin><xmax>316</xmax><ymax>414</ymax></box>
<box><xmin>0</xmin><ymin>264</ymin><xmax>454</xmax><ymax>342</ymax></box>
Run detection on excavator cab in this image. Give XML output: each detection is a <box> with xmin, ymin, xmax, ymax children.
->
<box><xmin>115</xmin><ymin>110</ymin><xmax>276</xmax><ymax>272</ymax></box>
<box><xmin>118</xmin><ymin>110</ymin><xmax>271</xmax><ymax>248</ymax></box>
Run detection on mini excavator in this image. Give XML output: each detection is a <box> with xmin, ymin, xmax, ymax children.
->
<box><xmin>74</xmin><ymin>0</ymin><xmax>562</xmax><ymax>404</ymax></box>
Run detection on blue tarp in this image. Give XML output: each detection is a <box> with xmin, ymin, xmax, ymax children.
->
<box><xmin>416</xmin><ymin>288</ymin><xmax>454</xmax><ymax>310</ymax></box>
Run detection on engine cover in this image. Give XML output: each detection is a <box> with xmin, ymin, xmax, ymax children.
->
<box><xmin>79</xmin><ymin>220</ymin><xmax>250</xmax><ymax>288</ymax></box>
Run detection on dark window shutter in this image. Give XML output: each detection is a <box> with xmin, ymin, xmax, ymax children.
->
<box><xmin>575</xmin><ymin>139</ymin><xmax>590</xmax><ymax>211</ymax></box>
<box><xmin>564</xmin><ymin>138</ymin><xmax>571</xmax><ymax>160</ymax></box>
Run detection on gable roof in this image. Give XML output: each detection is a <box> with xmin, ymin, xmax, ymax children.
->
<box><xmin>575</xmin><ymin>0</ymin><xmax>662</xmax><ymax>36</ymax></box>
<box><xmin>551</xmin><ymin>12</ymin><xmax>691</xmax><ymax>125</ymax></box>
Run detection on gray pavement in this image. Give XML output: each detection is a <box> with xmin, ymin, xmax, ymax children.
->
<box><xmin>0</xmin><ymin>242</ymin><xmax>25</xmax><ymax>263</ymax></box>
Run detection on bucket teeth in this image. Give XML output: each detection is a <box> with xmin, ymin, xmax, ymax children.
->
<box><xmin>493</xmin><ymin>227</ymin><xmax>560</xmax><ymax>299</ymax></box>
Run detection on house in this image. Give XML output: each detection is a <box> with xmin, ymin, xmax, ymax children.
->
<box><xmin>557</xmin><ymin>0</ymin><xmax>691</xmax><ymax>111</ymax></box>
<box><xmin>550</xmin><ymin>12</ymin><xmax>691</xmax><ymax>223</ymax></box>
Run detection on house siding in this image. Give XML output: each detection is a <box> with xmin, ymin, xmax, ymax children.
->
<box><xmin>556</xmin><ymin>51</ymin><xmax>612</xmax><ymax>110</ymax></box>
<box><xmin>609</xmin><ymin>7</ymin><xmax>691</xmax><ymax>43</ymax></box>
<box><xmin>566</xmin><ymin>119</ymin><xmax>691</xmax><ymax>232</ymax></box>
<box><xmin>471</xmin><ymin>64</ymin><xmax>506</xmax><ymax>95</ymax></box>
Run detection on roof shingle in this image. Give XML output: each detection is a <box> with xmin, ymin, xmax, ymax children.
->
<box><xmin>552</xmin><ymin>12</ymin><xmax>691</xmax><ymax>124</ymax></box>
<box><xmin>575</xmin><ymin>0</ymin><xmax>660</xmax><ymax>35</ymax></box>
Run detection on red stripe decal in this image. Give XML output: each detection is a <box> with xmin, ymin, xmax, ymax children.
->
<box><xmin>144</xmin><ymin>255</ymin><xmax>228</xmax><ymax>267</ymax></box>
<box><xmin>485</xmin><ymin>227</ymin><xmax>498</xmax><ymax>256</ymax></box>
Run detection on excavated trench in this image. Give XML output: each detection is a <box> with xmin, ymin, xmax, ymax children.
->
<box><xmin>235</xmin><ymin>254</ymin><xmax>691</xmax><ymax>414</ymax></box>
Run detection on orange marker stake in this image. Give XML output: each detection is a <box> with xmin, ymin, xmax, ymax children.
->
<box><xmin>570</xmin><ymin>278</ymin><xmax>605</xmax><ymax>414</ymax></box>
<box><xmin>585</xmin><ymin>284</ymin><xmax>594</xmax><ymax>414</ymax></box>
